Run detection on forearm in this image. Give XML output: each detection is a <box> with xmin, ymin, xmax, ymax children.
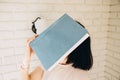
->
<box><xmin>20</xmin><ymin>68</ymin><xmax>30</xmax><ymax>80</ymax></box>
<box><xmin>20</xmin><ymin>58</ymin><xmax>31</xmax><ymax>80</ymax></box>
<box><xmin>21</xmin><ymin>35</ymin><xmax>37</xmax><ymax>80</ymax></box>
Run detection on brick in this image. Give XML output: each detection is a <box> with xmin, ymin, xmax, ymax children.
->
<box><xmin>108</xmin><ymin>32</ymin><xmax>120</xmax><ymax>40</ymax></box>
<box><xmin>94</xmin><ymin>56</ymin><xmax>105</xmax><ymax>63</ymax></box>
<box><xmin>42</xmin><ymin>13</ymin><xmax>64</xmax><ymax>20</ymax></box>
<box><xmin>93</xmin><ymin>19</ymin><xmax>108</xmax><ymax>26</ymax></box>
<box><xmin>106</xmin><ymin>50</ymin><xmax>114</xmax><ymax>57</ymax></box>
<box><xmin>105</xmin><ymin>60</ymin><xmax>113</xmax><ymax>69</ymax></box>
<box><xmin>0</xmin><ymin>39</ymin><xmax>15</xmax><ymax>48</ymax></box>
<box><xmin>0</xmin><ymin>22</ymin><xmax>14</xmax><ymax>31</ymax></box>
<box><xmin>110</xmin><ymin>0</ymin><xmax>120</xmax><ymax>5</ymax></box>
<box><xmin>0</xmin><ymin>64</ymin><xmax>17</xmax><ymax>73</ymax></box>
<box><xmin>0</xmin><ymin>58</ymin><xmax>2</xmax><ymax>65</ymax></box>
<box><xmin>93</xmin><ymin>44</ymin><xmax>106</xmax><ymax>50</ymax></box>
<box><xmin>107</xmin><ymin>54</ymin><xmax>120</xmax><ymax>66</ymax></box>
<box><xmin>103</xmin><ymin>20</ymin><xmax>109</xmax><ymax>26</ymax></box>
<box><xmin>14</xmin><ymin>30</ymin><xmax>33</xmax><ymax>38</ymax></box>
<box><xmin>0</xmin><ymin>3</ymin><xmax>27</xmax><ymax>12</ymax></box>
<box><xmin>113</xmin><ymin>65</ymin><xmax>120</xmax><ymax>73</ymax></box>
<box><xmin>40</xmin><ymin>0</ymin><xmax>84</xmax><ymax>4</ymax></box>
<box><xmin>92</xmin><ymin>38</ymin><xmax>106</xmax><ymax>46</ymax></box>
<box><xmin>92</xmin><ymin>67</ymin><xmax>104</xmax><ymax>73</ymax></box>
<box><xmin>116</xmin><ymin>26</ymin><xmax>120</xmax><ymax>32</ymax></box>
<box><xmin>102</xmin><ymin>13</ymin><xmax>110</xmax><ymax>18</ymax></box>
<box><xmin>52</xmin><ymin>5</ymin><xmax>76</xmax><ymax>12</ymax></box>
<box><xmin>118</xmin><ymin>12</ymin><xmax>120</xmax><ymax>18</ymax></box>
<box><xmin>0</xmin><ymin>0</ymin><xmax>40</xmax><ymax>3</ymax></box>
<box><xmin>113</xmin><ymin>53</ymin><xmax>120</xmax><ymax>60</ymax></box>
<box><xmin>14</xmin><ymin>38</ymin><xmax>26</xmax><ymax>48</ymax></box>
<box><xmin>62</xmin><ymin>0</ymin><xmax>85</xmax><ymax>4</ymax></box>
<box><xmin>111</xmin><ymin>76</ymin><xmax>119</xmax><ymax>80</ymax></box>
<box><xmin>114</xmin><ymin>39</ymin><xmax>120</xmax><ymax>46</ymax></box>
<box><xmin>110</xmin><ymin>5</ymin><xmax>120</xmax><ymax>12</ymax></box>
<box><xmin>93</xmin><ymin>50</ymin><xmax>106</xmax><ymax>57</ymax></box>
<box><xmin>105</xmin><ymin>67</ymin><xmax>119</xmax><ymax>78</ymax></box>
<box><xmin>85</xmin><ymin>0</ymin><xmax>102</xmax><ymax>4</ymax></box>
<box><xmin>0</xmin><ymin>13</ymin><xmax>14</xmax><ymax>21</ymax></box>
<box><xmin>0</xmin><ymin>48</ymin><xmax>14</xmax><ymax>57</ymax></box>
<box><xmin>12</xmin><ymin>13</ymin><xmax>28</xmax><ymax>21</ymax></box>
<box><xmin>102</xmin><ymin>0</ymin><xmax>111</xmax><ymax>5</ymax></box>
<box><xmin>107</xmin><ymin>45</ymin><xmax>120</xmax><ymax>54</ymax></box>
<box><xmin>31</xmin><ymin>0</ymin><xmax>84</xmax><ymax>4</ymax></box>
<box><xmin>15</xmin><ymin>47</ymin><xmax>25</xmax><ymax>54</ymax></box>
<box><xmin>4</xmin><ymin>56</ymin><xmax>17</xmax><ymax>64</ymax></box>
<box><xmin>74</xmin><ymin>5</ymin><xmax>94</xmax><ymax>12</ymax></box>
<box><xmin>80</xmin><ymin>19</ymin><xmax>93</xmax><ymax>26</ymax></box>
<box><xmin>14</xmin><ymin>22</ymin><xmax>28</xmax><ymax>30</ymax></box>
<box><xmin>109</xmin><ymin>19</ymin><xmax>120</xmax><ymax>26</ymax></box>
<box><xmin>3</xmin><ymin>71</ymin><xmax>20</xmax><ymax>80</ymax></box>
<box><xmin>100</xmin><ymin>26</ymin><xmax>108</xmax><ymax>32</ymax></box>
<box><xmin>109</xmin><ymin>12</ymin><xmax>118</xmax><ymax>18</ymax></box>
<box><xmin>106</xmin><ymin>4</ymin><xmax>120</xmax><ymax>80</ymax></box>
<box><xmin>87</xmin><ymin>26</ymin><xmax>98</xmax><ymax>32</ymax></box>
<box><xmin>108</xmin><ymin>26</ymin><xmax>117</xmax><ymax>32</ymax></box>
<box><xmin>92</xmin><ymin>32</ymin><xmax>107</xmax><ymax>38</ymax></box>
<box><xmin>104</xmin><ymin>72</ymin><xmax>112</xmax><ymax>80</ymax></box>
<box><xmin>107</xmin><ymin>38</ymin><xmax>115</xmax><ymax>46</ymax></box>
<box><xmin>16</xmin><ymin>54</ymin><xmax>24</xmax><ymax>64</ymax></box>
<box><xmin>84</xmin><ymin>13</ymin><xmax>102</xmax><ymax>19</ymax></box>
<box><xmin>26</xmin><ymin>4</ymin><xmax>55</xmax><ymax>12</ymax></box>
<box><xmin>106</xmin><ymin>54</ymin><xmax>113</xmax><ymax>62</ymax></box>
<box><xmin>0</xmin><ymin>21</ymin><xmax>28</xmax><ymax>31</ymax></box>
<box><xmin>93</xmin><ymin>5</ymin><xmax>110</xmax><ymax>12</ymax></box>
<box><xmin>0</xmin><ymin>0</ymin><xmax>84</xmax><ymax>4</ymax></box>
<box><xmin>0</xmin><ymin>31</ymin><xmax>14</xmax><ymax>39</ymax></box>
<box><xmin>0</xmin><ymin>74</ymin><xmax>3</xmax><ymax>80</ymax></box>
<box><xmin>98</xmin><ymin>77</ymin><xmax>105</xmax><ymax>80</ymax></box>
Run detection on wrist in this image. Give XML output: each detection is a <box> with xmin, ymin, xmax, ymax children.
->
<box><xmin>24</xmin><ymin>54</ymin><xmax>31</xmax><ymax>62</ymax></box>
<box><xmin>20</xmin><ymin>59</ymin><xmax>30</xmax><ymax>71</ymax></box>
<box><xmin>23</xmin><ymin>58</ymin><xmax>30</xmax><ymax>66</ymax></box>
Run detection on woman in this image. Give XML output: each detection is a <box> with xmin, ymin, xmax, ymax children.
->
<box><xmin>20</xmin><ymin>21</ymin><xmax>93</xmax><ymax>80</ymax></box>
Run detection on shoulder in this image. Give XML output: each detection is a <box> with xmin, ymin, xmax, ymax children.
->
<box><xmin>65</xmin><ymin>65</ymin><xmax>90</xmax><ymax>80</ymax></box>
<box><xmin>30</xmin><ymin>66</ymin><xmax>44</xmax><ymax>80</ymax></box>
<box><xmin>43</xmin><ymin>64</ymin><xmax>90</xmax><ymax>80</ymax></box>
<box><xmin>71</xmin><ymin>68</ymin><xmax>90</xmax><ymax>80</ymax></box>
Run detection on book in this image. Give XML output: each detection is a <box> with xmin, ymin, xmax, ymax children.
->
<box><xmin>30</xmin><ymin>13</ymin><xmax>89</xmax><ymax>71</ymax></box>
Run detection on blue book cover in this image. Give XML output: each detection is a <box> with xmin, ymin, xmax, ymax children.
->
<box><xmin>30</xmin><ymin>14</ymin><xmax>89</xmax><ymax>71</ymax></box>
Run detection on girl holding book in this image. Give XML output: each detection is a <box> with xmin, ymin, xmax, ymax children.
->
<box><xmin>20</xmin><ymin>21</ymin><xmax>93</xmax><ymax>80</ymax></box>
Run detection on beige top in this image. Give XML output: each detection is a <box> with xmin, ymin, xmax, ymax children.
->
<box><xmin>42</xmin><ymin>64</ymin><xmax>90</xmax><ymax>80</ymax></box>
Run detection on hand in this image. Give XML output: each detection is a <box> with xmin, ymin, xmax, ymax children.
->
<box><xmin>25</xmin><ymin>34</ymin><xmax>38</xmax><ymax>63</ymax></box>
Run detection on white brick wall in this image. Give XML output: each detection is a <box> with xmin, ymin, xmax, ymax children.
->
<box><xmin>0</xmin><ymin>0</ymin><xmax>119</xmax><ymax>80</ymax></box>
<box><xmin>105</xmin><ymin>0</ymin><xmax>120</xmax><ymax>80</ymax></box>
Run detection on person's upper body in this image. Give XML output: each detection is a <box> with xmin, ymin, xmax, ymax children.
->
<box><xmin>20</xmin><ymin>21</ymin><xmax>93</xmax><ymax>80</ymax></box>
<box><xmin>42</xmin><ymin>63</ymin><xmax>90</xmax><ymax>80</ymax></box>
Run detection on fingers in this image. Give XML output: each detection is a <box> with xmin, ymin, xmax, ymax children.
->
<box><xmin>34</xmin><ymin>34</ymin><xmax>38</xmax><ymax>38</ymax></box>
<box><xmin>27</xmin><ymin>35</ymin><xmax>38</xmax><ymax>43</ymax></box>
<box><xmin>27</xmin><ymin>37</ymin><xmax>35</xmax><ymax>43</ymax></box>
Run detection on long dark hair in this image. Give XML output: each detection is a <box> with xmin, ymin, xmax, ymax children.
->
<box><xmin>66</xmin><ymin>21</ymin><xmax>93</xmax><ymax>70</ymax></box>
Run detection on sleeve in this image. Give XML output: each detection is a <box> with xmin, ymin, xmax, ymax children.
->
<box><xmin>42</xmin><ymin>71</ymin><xmax>49</xmax><ymax>80</ymax></box>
